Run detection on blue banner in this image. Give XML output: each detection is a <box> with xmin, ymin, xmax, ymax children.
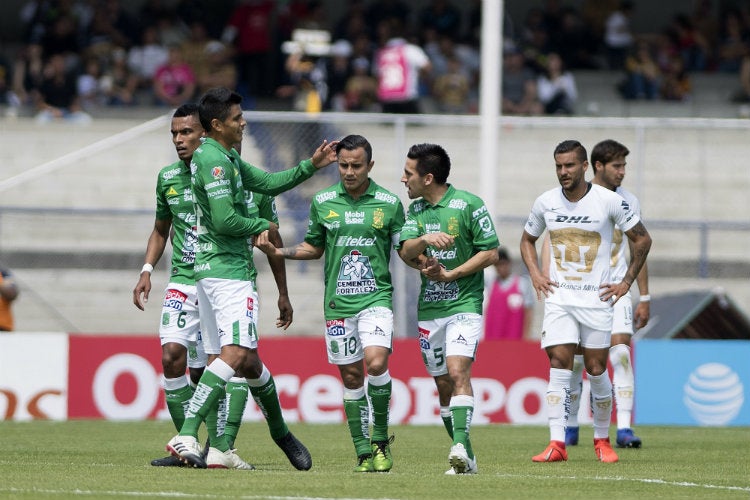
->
<box><xmin>635</xmin><ymin>340</ymin><xmax>750</xmax><ymax>426</ymax></box>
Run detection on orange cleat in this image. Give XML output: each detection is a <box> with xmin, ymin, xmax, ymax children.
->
<box><xmin>532</xmin><ymin>441</ymin><xmax>568</xmax><ymax>462</ymax></box>
<box><xmin>594</xmin><ymin>438</ymin><xmax>619</xmax><ymax>463</ymax></box>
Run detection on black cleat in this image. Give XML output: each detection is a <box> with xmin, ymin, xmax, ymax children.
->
<box><xmin>274</xmin><ymin>431</ymin><xmax>312</xmax><ymax>470</ymax></box>
<box><xmin>150</xmin><ymin>455</ymin><xmax>185</xmax><ymax>467</ymax></box>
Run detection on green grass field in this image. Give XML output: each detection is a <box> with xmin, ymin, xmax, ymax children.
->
<box><xmin>2</xmin><ymin>421</ymin><xmax>748</xmax><ymax>499</ymax></box>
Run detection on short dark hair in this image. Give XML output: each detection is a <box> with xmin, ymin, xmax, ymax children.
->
<box><xmin>497</xmin><ymin>246</ymin><xmax>510</xmax><ymax>261</ymax></box>
<box><xmin>173</xmin><ymin>103</ymin><xmax>198</xmax><ymax>118</ymax></box>
<box><xmin>590</xmin><ymin>139</ymin><xmax>629</xmax><ymax>172</ymax></box>
<box><xmin>406</xmin><ymin>143</ymin><xmax>451</xmax><ymax>184</ymax></box>
<box><xmin>198</xmin><ymin>87</ymin><xmax>242</xmax><ymax>131</ymax></box>
<box><xmin>336</xmin><ymin>134</ymin><xmax>372</xmax><ymax>164</ymax></box>
<box><xmin>554</xmin><ymin>140</ymin><xmax>588</xmax><ymax>163</ymax></box>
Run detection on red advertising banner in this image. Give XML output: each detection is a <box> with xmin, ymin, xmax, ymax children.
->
<box><xmin>67</xmin><ymin>335</ymin><xmax>551</xmax><ymax>423</ymax></box>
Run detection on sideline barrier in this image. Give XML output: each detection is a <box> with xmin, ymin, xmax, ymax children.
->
<box><xmin>2</xmin><ymin>333</ymin><xmax>549</xmax><ymax>423</ymax></box>
<box><xmin>4</xmin><ymin>334</ymin><xmax>747</xmax><ymax>426</ymax></box>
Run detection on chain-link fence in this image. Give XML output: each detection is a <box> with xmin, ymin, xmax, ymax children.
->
<box><xmin>1</xmin><ymin>112</ymin><xmax>748</xmax><ymax>334</ymax></box>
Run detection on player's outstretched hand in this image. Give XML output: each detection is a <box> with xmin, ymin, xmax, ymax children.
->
<box><xmin>311</xmin><ymin>139</ymin><xmax>340</xmax><ymax>169</ymax></box>
<box><xmin>254</xmin><ymin>230</ymin><xmax>278</xmax><ymax>256</ymax></box>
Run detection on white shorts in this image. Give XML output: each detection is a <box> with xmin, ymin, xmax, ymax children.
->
<box><xmin>418</xmin><ymin>313</ymin><xmax>481</xmax><ymax>377</ymax></box>
<box><xmin>612</xmin><ymin>291</ymin><xmax>634</xmax><ymax>335</ymax></box>
<box><xmin>325</xmin><ymin>306</ymin><xmax>393</xmax><ymax>365</ymax></box>
<box><xmin>187</xmin><ymin>331</ymin><xmax>208</xmax><ymax>369</ymax></box>
<box><xmin>541</xmin><ymin>302</ymin><xmax>612</xmax><ymax>349</ymax></box>
<box><xmin>197</xmin><ymin>277</ymin><xmax>259</xmax><ymax>355</ymax></box>
<box><xmin>159</xmin><ymin>283</ymin><xmax>200</xmax><ymax>348</ymax></box>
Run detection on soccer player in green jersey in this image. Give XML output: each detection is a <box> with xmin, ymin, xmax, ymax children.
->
<box><xmin>397</xmin><ymin>143</ymin><xmax>499</xmax><ymax>475</ymax></box>
<box><xmin>165</xmin><ymin>87</ymin><xmax>337</xmax><ymax>469</ymax></box>
<box><xmin>255</xmin><ymin>134</ymin><xmax>405</xmax><ymax>473</ymax></box>
<box><xmin>133</xmin><ymin>104</ymin><xmax>302</xmax><ymax>469</ymax></box>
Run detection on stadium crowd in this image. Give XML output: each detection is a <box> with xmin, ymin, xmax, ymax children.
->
<box><xmin>2</xmin><ymin>0</ymin><xmax>750</xmax><ymax>120</ymax></box>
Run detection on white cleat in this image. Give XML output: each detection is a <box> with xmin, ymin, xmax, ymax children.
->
<box><xmin>166</xmin><ymin>435</ymin><xmax>206</xmax><ymax>468</ymax></box>
<box><xmin>206</xmin><ymin>447</ymin><xmax>256</xmax><ymax>470</ymax></box>
<box><xmin>447</xmin><ymin>443</ymin><xmax>478</xmax><ymax>474</ymax></box>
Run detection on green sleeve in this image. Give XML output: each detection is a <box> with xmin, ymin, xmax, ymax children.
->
<box><xmin>256</xmin><ymin>194</ymin><xmax>279</xmax><ymax>225</ymax></box>
<box><xmin>304</xmin><ymin>201</ymin><xmax>325</xmax><ymax>248</ymax></box>
<box><xmin>238</xmin><ymin>157</ymin><xmax>317</xmax><ymax>196</ymax></box>
<box><xmin>200</xmin><ymin>162</ymin><xmax>270</xmax><ymax>236</ymax></box>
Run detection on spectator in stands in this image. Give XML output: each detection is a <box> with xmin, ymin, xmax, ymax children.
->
<box><xmin>553</xmin><ymin>7</ymin><xmax>602</xmax><ymax>70</ymax></box>
<box><xmin>0</xmin><ymin>265</ymin><xmax>19</xmax><ymax>332</ymax></box>
<box><xmin>152</xmin><ymin>44</ymin><xmax>196</xmax><ymax>107</ymax></box>
<box><xmin>77</xmin><ymin>56</ymin><xmax>107</xmax><ymax>110</ymax></box>
<box><xmin>537</xmin><ymin>52</ymin><xmax>578</xmax><ymax>115</ymax></box>
<box><xmin>11</xmin><ymin>43</ymin><xmax>44</xmax><ymax>110</ymax></box>
<box><xmin>618</xmin><ymin>40</ymin><xmax>661</xmax><ymax>100</ymax></box>
<box><xmin>222</xmin><ymin>0</ymin><xmax>275</xmax><ymax>100</ymax></box>
<box><xmin>501</xmin><ymin>44</ymin><xmax>543</xmax><ymax>116</ymax></box>
<box><xmin>660</xmin><ymin>54</ymin><xmax>691</xmax><ymax>101</ymax></box>
<box><xmin>670</xmin><ymin>13</ymin><xmax>711</xmax><ymax>72</ymax></box>
<box><xmin>326</xmin><ymin>39</ymin><xmax>354</xmax><ymax>111</ymax></box>
<box><xmin>34</xmin><ymin>53</ymin><xmax>92</xmax><ymax>124</ymax></box>
<box><xmin>196</xmin><ymin>41</ymin><xmax>238</xmax><ymax>95</ymax></box>
<box><xmin>345</xmin><ymin>56</ymin><xmax>379</xmax><ymax>112</ymax></box>
<box><xmin>716</xmin><ymin>10</ymin><xmax>749</xmax><ymax>73</ymax></box>
<box><xmin>432</xmin><ymin>54</ymin><xmax>472</xmax><ymax>114</ymax></box>
<box><xmin>128</xmin><ymin>25</ymin><xmax>169</xmax><ymax>90</ymax></box>
<box><xmin>181</xmin><ymin>21</ymin><xmax>215</xmax><ymax>84</ymax></box>
<box><xmin>102</xmin><ymin>47</ymin><xmax>138</xmax><ymax>106</ymax></box>
<box><xmin>374</xmin><ymin>18</ymin><xmax>432</xmax><ymax>114</ymax></box>
<box><xmin>604</xmin><ymin>0</ymin><xmax>635</xmax><ymax>70</ymax></box>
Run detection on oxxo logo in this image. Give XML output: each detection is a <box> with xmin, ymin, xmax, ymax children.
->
<box><xmin>87</xmin><ymin>353</ymin><xmax>550</xmax><ymax>423</ymax></box>
<box><xmin>0</xmin><ymin>388</ymin><xmax>63</xmax><ymax>420</ymax></box>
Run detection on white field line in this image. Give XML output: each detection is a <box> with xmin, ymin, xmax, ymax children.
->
<box><xmin>1</xmin><ymin>489</ymin><xmax>397</xmax><ymax>500</ymax></box>
<box><xmin>492</xmin><ymin>473</ymin><xmax>750</xmax><ymax>493</ymax></box>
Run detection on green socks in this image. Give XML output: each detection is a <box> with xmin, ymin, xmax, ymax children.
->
<box><xmin>248</xmin><ymin>367</ymin><xmax>289</xmax><ymax>440</ymax></box>
<box><xmin>344</xmin><ymin>387</ymin><xmax>371</xmax><ymax>457</ymax></box>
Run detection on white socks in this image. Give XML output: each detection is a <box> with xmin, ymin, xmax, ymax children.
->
<box><xmin>609</xmin><ymin>343</ymin><xmax>634</xmax><ymax>429</ymax></box>
<box><xmin>547</xmin><ymin>368</ymin><xmax>572</xmax><ymax>442</ymax></box>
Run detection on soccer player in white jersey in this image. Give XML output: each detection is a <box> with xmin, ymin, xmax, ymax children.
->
<box><xmin>565</xmin><ymin>139</ymin><xmax>650</xmax><ymax>449</ymax></box>
<box><xmin>520</xmin><ymin>140</ymin><xmax>651</xmax><ymax>463</ymax></box>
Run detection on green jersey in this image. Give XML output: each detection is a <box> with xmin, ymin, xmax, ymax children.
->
<box><xmin>244</xmin><ymin>190</ymin><xmax>278</xmax><ymax>283</ymax></box>
<box><xmin>400</xmin><ymin>184</ymin><xmax>499</xmax><ymax>321</ymax></box>
<box><xmin>191</xmin><ymin>137</ymin><xmax>317</xmax><ymax>281</ymax></box>
<box><xmin>154</xmin><ymin>160</ymin><xmax>196</xmax><ymax>286</ymax></box>
<box><xmin>304</xmin><ymin>179</ymin><xmax>405</xmax><ymax>319</ymax></box>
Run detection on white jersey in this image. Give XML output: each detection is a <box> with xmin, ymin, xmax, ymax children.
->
<box><xmin>524</xmin><ymin>183</ymin><xmax>639</xmax><ymax>308</ymax></box>
<box><xmin>610</xmin><ymin>186</ymin><xmax>641</xmax><ymax>282</ymax></box>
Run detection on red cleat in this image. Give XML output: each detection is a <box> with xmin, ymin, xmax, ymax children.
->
<box><xmin>532</xmin><ymin>441</ymin><xmax>568</xmax><ymax>462</ymax></box>
<box><xmin>594</xmin><ymin>438</ymin><xmax>619</xmax><ymax>463</ymax></box>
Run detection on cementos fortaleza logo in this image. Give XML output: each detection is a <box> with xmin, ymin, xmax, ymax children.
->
<box><xmin>683</xmin><ymin>363</ymin><xmax>744</xmax><ymax>426</ymax></box>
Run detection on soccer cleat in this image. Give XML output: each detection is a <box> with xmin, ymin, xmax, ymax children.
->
<box><xmin>565</xmin><ymin>426</ymin><xmax>579</xmax><ymax>446</ymax></box>
<box><xmin>353</xmin><ymin>453</ymin><xmax>374</xmax><ymax>472</ymax></box>
<box><xmin>206</xmin><ymin>447</ymin><xmax>255</xmax><ymax>470</ymax></box>
<box><xmin>273</xmin><ymin>431</ymin><xmax>312</xmax><ymax>470</ymax></box>
<box><xmin>150</xmin><ymin>455</ymin><xmax>184</xmax><ymax>467</ymax></box>
<box><xmin>616</xmin><ymin>428</ymin><xmax>642</xmax><ymax>448</ymax></box>
<box><xmin>371</xmin><ymin>435</ymin><xmax>394</xmax><ymax>472</ymax></box>
<box><xmin>531</xmin><ymin>441</ymin><xmax>568</xmax><ymax>462</ymax></box>
<box><xmin>166</xmin><ymin>435</ymin><xmax>207</xmax><ymax>468</ymax></box>
<box><xmin>448</xmin><ymin>443</ymin><xmax>478</xmax><ymax>474</ymax></box>
<box><xmin>594</xmin><ymin>438</ymin><xmax>619</xmax><ymax>463</ymax></box>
